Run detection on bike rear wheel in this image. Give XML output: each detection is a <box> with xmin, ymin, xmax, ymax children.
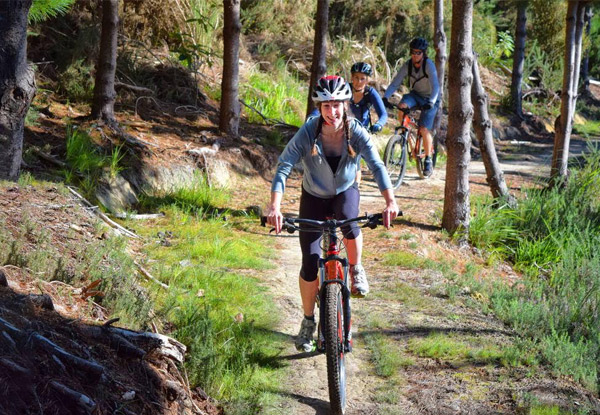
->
<box><xmin>324</xmin><ymin>282</ymin><xmax>347</xmax><ymax>414</ymax></box>
<box><xmin>383</xmin><ymin>134</ymin><xmax>408</xmax><ymax>189</ymax></box>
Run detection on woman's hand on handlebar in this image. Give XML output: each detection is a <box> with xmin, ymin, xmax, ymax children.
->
<box><xmin>266</xmin><ymin>204</ymin><xmax>283</xmax><ymax>234</ymax></box>
<box><xmin>382</xmin><ymin>200</ymin><xmax>399</xmax><ymax>229</ymax></box>
<box><xmin>380</xmin><ymin>188</ymin><xmax>399</xmax><ymax>229</ymax></box>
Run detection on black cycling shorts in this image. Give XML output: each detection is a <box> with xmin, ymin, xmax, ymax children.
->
<box><xmin>299</xmin><ymin>184</ymin><xmax>360</xmax><ymax>282</ymax></box>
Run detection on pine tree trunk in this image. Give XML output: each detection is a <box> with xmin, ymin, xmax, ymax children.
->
<box><xmin>511</xmin><ymin>0</ymin><xmax>528</xmax><ymax>118</ymax></box>
<box><xmin>91</xmin><ymin>0</ymin><xmax>119</xmax><ymax>124</ymax></box>
<box><xmin>219</xmin><ymin>0</ymin><xmax>241</xmax><ymax>137</ymax></box>
<box><xmin>442</xmin><ymin>0</ymin><xmax>474</xmax><ymax>238</ymax></box>
<box><xmin>0</xmin><ymin>0</ymin><xmax>36</xmax><ymax>181</ymax></box>
<box><xmin>580</xmin><ymin>5</ymin><xmax>592</xmax><ymax>94</ymax></box>
<box><xmin>432</xmin><ymin>0</ymin><xmax>447</xmax><ymax>138</ymax></box>
<box><xmin>551</xmin><ymin>1</ymin><xmax>588</xmax><ymax>183</ymax></box>
<box><xmin>306</xmin><ymin>0</ymin><xmax>329</xmax><ymax>117</ymax></box>
<box><xmin>472</xmin><ymin>54</ymin><xmax>515</xmax><ymax>204</ymax></box>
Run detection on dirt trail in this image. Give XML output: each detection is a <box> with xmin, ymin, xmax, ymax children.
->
<box><xmin>255</xmin><ymin>135</ymin><xmax>600</xmax><ymax>415</ymax></box>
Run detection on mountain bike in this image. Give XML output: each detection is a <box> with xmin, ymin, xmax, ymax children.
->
<box><xmin>383</xmin><ymin>104</ymin><xmax>438</xmax><ymax>188</ymax></box>
<box><xmin>262</xmin><ymin>213</ymin><xmax>387</xmax><ymax>414</ymax></box>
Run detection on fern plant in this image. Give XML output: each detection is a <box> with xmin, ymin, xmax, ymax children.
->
<box><xmin>29</xmin><ymin>0</ymin><xmax>75</xmax><ymax>23</ymax></box>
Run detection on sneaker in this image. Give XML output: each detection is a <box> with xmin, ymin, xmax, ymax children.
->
<box><xmin>295</xmin><ymin>317</ymin><xmax>316</xmax><ymax>352</ymax></box>
<box><xmin>351</xmin><ymin>264</ymin><xmax>369</xmax><ymax>298</ymax></box>
<box><xmin>423</xmin><ymin>156</ymin><xmax>433</xmax><ymax>177</ymax></box>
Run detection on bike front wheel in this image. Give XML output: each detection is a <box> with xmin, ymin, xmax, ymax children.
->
<box><xmin>383</xmin><ymin>134</ymin><xmax>408</xmax><ymax>189</ymax></box>
<box><xmin>324</xmin><ymin>282</ymin><xmax>347</xmax><ymax>414</ymax></box>
<box><xmin>414</xmin><ymin>133</ymin><xmax>426</xmax><ymax>179</ymax></box>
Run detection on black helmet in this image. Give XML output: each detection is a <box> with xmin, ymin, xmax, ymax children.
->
<box><xmin>350</xmin><ymin>62</ymin><xmax>373</xmax><ymax>76</ymax></box>
<box><xmin>409</xmin><ymin>37</ymin><xmax>428</xmax><ymax>52</ymax></box>
<box><xmin>312</xmin><ymin>75</ymin><xmax>352</xmax><ymax>102</ymax></box>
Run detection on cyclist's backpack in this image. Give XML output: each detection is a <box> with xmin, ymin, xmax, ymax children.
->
<box><xmin>407</xmin><ymin>57</ymin><xmax>429</xmax><ymax>89</ymax></box>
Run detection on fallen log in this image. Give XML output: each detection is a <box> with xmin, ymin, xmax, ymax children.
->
<box><xmin>81</xmin><ymin>325</ymin><xmax>146</xmax><ymax>360</ymax></box>
<box><xmin>30</xmin><ymin>333</ymin><xmax>105</xmax><ymax>380</ymax></box>
<box><xmin>49</xmin><ymin>381</ymin><xmax>97</xmax><ymax>414</ymax></box>
<box><xmin>67</xmin><ymin>186</ymin><xmax>141</xmax><ymax>239</ymax></box>
<box><xmin>109</xmin><ymin>327</ymin><xmax>186</xmax><ymax>363</ymax></box>
<box><xmin>115</xmin><ymin>81</ymin><xmax>154</xmax><ymax>95</ymax></box>
<box><xmin>110</xmin><ymin>212</ymin><xmax>165</xmax><ymax>220</ymax></box>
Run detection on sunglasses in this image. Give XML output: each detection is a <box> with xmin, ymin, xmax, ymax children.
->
<box><xmin>410</xmin><ymin>50</ymin><xmax>423</xmax><ymax>56</ymax></box>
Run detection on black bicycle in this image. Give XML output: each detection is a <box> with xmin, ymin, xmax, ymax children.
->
<box><xmin>262</xmin><ymin>213</ymin><xmax>389</xmax><ymax>414</ymax></box>
<box><xmin>383</xmin><ymin>104</ymin><xmax>438</xmax><ymax>188</ymax></box>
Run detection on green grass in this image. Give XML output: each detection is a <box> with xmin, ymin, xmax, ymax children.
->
<box><xmin>240</xmin><ymin>59</ymin><xmax>306</xmax><ymax>131</ymax></box>
<box><xmin>138</xmin><ymin>172</ymin><xmax>230</xmax><ymax>217</ymax></box>
<box><xmin>63</xmin><ymin>125</ymin><xmax>126</xmax><ymax>199</ymax></box>
<box><xmin>573</xmin><ymin>119</ymin><xmax>600</xmax><ymax>138</ymax></box>
<box><xmin>364</xmin><ymin>333</ymin><xmax>414</xmax><ymax>377</ymax></box>
<box><xmin>130</xmin><ymin>197</ymin><xmax>284</xmax><ymax>413</ymax></box>
<box><xmin>407</xmin><ymin>332</ymin><xmax>530</xmax><ymax>367</ymax></box>
<box><xmin>383</xmin><ymin>250</ymin><xmax>434</xmax><ymax>269</ymax></box>
<box><xmin>467</xmin><ymin>149</ymin><xmax>600</xmax><ymax>391</ymax></box>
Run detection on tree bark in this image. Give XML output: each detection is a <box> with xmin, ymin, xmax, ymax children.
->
<box><xmin>0</xmin><ymin>0</ymin><xmax>36</xmax><ymax>181</ymax></box>
<box><xmin>471</xmin><ymin>54</ymin><xmax>515</xmax><ymax>204</ymax></box>
<box><xmin>442</xmin><ymin>0</ymin><xmax>474</xmax><ymax>238</ymax></box>
<box><xmin>91</xmin><ymin>0</ymin><xmax>119</xmax><ymax>124</ymax></box>
<box><xmin>580</xmin><ymin>5</ymin><xmax>593</xmax><ymax>94</ymax></box>
<box><xmin>432</xmin><ymin>0</ymin><xmax>447</xmax><ymax>138</ymax></box>
<box><xmin>219</xmin><ymin>0</ymin><xmax>241</xmax><ymax>137</ymax></box>
<box><xmin>551</xmin><ymin>1</ymin><xmax>588</xmax><ymax>183</ymax></box>
<box><xmin>511</xmin><ymin>0</ymin><xmax>528</xmax><ymax>118</ymax></box>
<box><xmin>306</xmin><ymin>0</ymin><xmax>329</xmax><ymax>117</ymax></box>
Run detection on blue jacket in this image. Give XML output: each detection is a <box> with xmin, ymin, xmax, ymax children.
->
<box><xmin>349</xmin><ymin>85</ymin><xmax>388</xmax><ymax>129</ymax></box>
<box><xmin>308</xmin><ymin>84</ymin><xmax>387</xmax><ymax>129</ymax></box>
<box><xmin>271</xmin><ymin>117</ymin><xmax>392</xmax><ymax>198</ymax></box>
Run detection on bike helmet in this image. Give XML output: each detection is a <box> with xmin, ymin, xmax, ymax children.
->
<box><xmin>409</xmin><ymin>37</ymin><xmax>429</xmax><ymax>51</ymax></box>
<box><xmin>350</xmin><ymin>62</ymin><xmax>373</xmax><ymax>76</ymax></box>
<box><xmin>312</xmin><ymin>75</ymin><xmax>352</xmax><ymax>102</ymax></box>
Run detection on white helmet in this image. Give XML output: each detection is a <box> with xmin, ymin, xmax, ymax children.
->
<box><xmin>312</xmin><ymin>75</ymin><xmax>352</xmax><ymax>102</ymax></box>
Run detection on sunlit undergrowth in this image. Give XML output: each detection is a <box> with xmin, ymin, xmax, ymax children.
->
<box><xmin>468</xmin><ymin>149</ymin><xmax>600</xmax><ymax>391</ymax></box>
<box><xmin>240</xmin><ymin>58</ymin><xmax>306</xmax><ymax>130</ymax></box>
<box><xmin>130</xmin><ymin>181</ymin><xmax>284</xmax><ymax>414</ymax></box>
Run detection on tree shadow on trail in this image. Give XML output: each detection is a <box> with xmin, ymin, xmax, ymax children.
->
<box><xmin>395</xmin><ymin>218</ymin><xmax>441</xmax><ymax>232</ymax></box>
<box><xmin>270</xmin><ymin>390</ymin><xmax>331</xmax><ymax>415</ymax></box>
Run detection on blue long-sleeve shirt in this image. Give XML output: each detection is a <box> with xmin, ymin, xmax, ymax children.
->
<box><xmin>384</xmin><ymin>58</ymin><xmax>439</xmax><ymax>105</ymax></box>
<box><xmin>308</xmin><ymin>84</ymin><xmax>387</xmax><ymax>129</ymax></box>
<box><xmin>271</xmin><ymin>117</ymin><xmax>392</xmax><ymax>198</ymax></box>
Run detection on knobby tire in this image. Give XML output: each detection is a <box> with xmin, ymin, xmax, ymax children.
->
<box><xmin>324</xmin><ymin>282</ymin><xmax>346</xmax><ymax>414</ymax></box>
<box><xmin>414</xmin><ymin>132</ymin><xmax>426</xmax><ymax>179</ymax></box>
<box><xmin>383</xmin><ymin>134</ymin><xmax>408</xmax><ymax>189</ymax></box>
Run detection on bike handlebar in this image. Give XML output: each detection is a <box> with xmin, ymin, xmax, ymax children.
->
<box><xmin>260</xmin><ymin>212</ymin><xmax>403</xmax><ymax>234</ymax></box>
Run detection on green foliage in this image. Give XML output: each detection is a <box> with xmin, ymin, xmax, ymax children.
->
<box><xmin>480</xmin><ymin>31</ymin><xmax>514</xmax><ymax>68</ymax></box>
<box><xmin>29</xmin><ymin>0</ymin><xmax>75</xmax><ymax>23</ymax></box>
<box><xmin>138</xmin><ymin>173</ymin><xmax>230</xmax><ymax>217</ymax></box>
<box><xmin>240</xmin><ymin>59</ymin><xmax>306</xmax><ymax>127</ymax></box>
<box><xmin>588</xmin><ymin>6</ymin><xmax>600</xmax><ymax>80</ymax></box>
<box><xmin>469</xmin><ymin>149</ymin><xmax>600</xmax><ymax>391</ymax></box>
<box><xmin>364</xmin><ymin>333</ymin><xmax>413</xmax><ymax>377</ymax></box>
<box><xmin>529</xmin><ymin>0</ymin><xmax>567</xmax><ymax>67</ymax></box>
<box><xmin>241</xmin><ymin>0</ymin><xmax>315</xmax><ymax>43</ymax></box>
<box><xmin>64</xmin><ymin>126</ymin><xmax>126</xmax><ymax>198</ymax></box>
<box><xmin>132</xmin><ymin>209</ymin><xmax>283</xmax><ymax>412</ymax></box>
<box><xmin>58</xmin><ymin>59</ymin><xmax>95</xmax><ymax>102</ymax></box>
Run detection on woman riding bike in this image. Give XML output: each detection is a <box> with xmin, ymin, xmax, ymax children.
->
<box><xmin>383</xmin><ymin>37</ymin><xmax>440</xmax><ymax>177</ymax></box>
<box><xmin>266</xmin><ymin>75</ymin><xmax>399</xmax><ymax>352</ymax></box>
